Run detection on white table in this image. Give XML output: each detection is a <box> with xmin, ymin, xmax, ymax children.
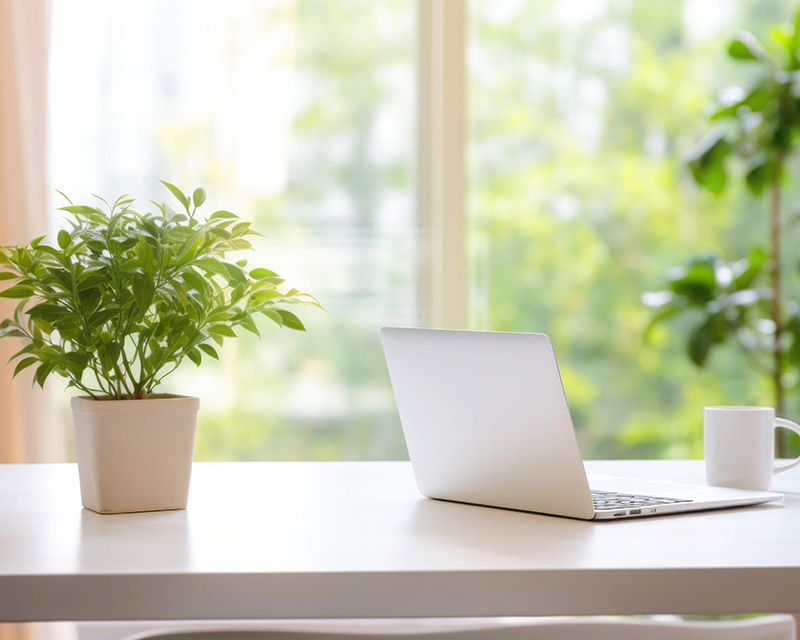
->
<box><xmin>1</xmin><ymin>460</ymin><xmax>800</xmax><ymax>622</ymax></box>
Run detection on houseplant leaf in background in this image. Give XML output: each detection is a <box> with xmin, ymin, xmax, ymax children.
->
<box><xmin>646</xmin><ymin>10</ymin><xmax>800</xmax><ymax>455</ymax></box>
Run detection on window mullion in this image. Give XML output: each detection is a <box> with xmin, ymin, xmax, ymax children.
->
<box><xmin>416</xmin><ymin>0</ymin><xmax>468</xmax><ymax>329</ymax></box>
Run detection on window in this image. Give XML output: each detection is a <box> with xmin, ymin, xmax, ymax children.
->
<box><xmin>49</xmin><ymin>0</ymin><xmax>798</xmax><ymax>462</ymax></box>
<box><xmin>468</xmin><ymin>0</ymin><xmax>796</xmax><ymax>458</ymax></box>
<box><xmin>49</xmin><ymin>0</ymin><xmax>417</xmax><ymax>460</ymax></box>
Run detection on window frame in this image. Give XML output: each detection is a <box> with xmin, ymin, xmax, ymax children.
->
<box><xmin>416</xmin><ymin>0</ymin><xmax>468</xmax><ymax>329</ymax></box>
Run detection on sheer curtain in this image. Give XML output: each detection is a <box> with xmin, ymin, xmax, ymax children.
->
<box><xmin>0</xmin><ymin>0</ymin><xmax>67</xmax><ymax>637</ymax></box>
<box><xmin>0</xmin><ymin>0</ymin><xmax>63</xmax><ymax>466</ymax></box>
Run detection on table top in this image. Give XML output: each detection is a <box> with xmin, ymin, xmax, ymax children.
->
<box><xmin>2</xmin><ymin>460</ymin><xmax>800</xmax><ymax>621</ymax></box>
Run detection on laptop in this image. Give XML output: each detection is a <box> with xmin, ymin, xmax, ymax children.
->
<box><xmin>380</xmin><ymin>327</ymin><xmax>782</xmax><ymax>520</ymax></box>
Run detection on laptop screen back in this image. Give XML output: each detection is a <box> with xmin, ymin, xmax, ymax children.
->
<box><xmin>380</xmin><ymin>328</ymin><xmax>595</xmax><ymax>519</ymax></box>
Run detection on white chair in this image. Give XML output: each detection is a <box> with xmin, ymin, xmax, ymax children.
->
<box><xmin>118</xmin><ymin>615</ymin><xmax>797</xmax><ymax>640</ymax></box>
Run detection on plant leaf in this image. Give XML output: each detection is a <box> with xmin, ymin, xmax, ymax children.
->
<box><xmin>57</xmin><ymin>205</ymin><xmax>104</xmax><ymax>215</ymax></box>
<box><xmin>12</xmin><ymin>357</ymin><xmax>38</xmax><ymax>378</ymax></box>
<box><xmin>239</xmin><ymin>314</ymin><xmax>261</xmax><ymax>337</ymax></box>
<box><xmin>197</xmin><ymin>343</ymin><xmax>219</xmax><ymax>359</ymax></box>
<box><xmin>686</xmin><ymin>129</ymin><xmax>731</xmax><ymax>194</ymax></box>
<box><xmin>186</xmin><ymin>348</ymin><xmax>202</xmax><ymax>366</ymax></box>
<box><xmin>745</xmin><ymin>156</ymin><xmax>776</xmax><ymax>194</ymax></box>
<box><xmin>275</xmin><ymin>308</ymin><xmax>306</xmax><ymax>331</ymax></box>
<box><xmin>209</xmin><ymin>210</ymin><xmax>238</xmax><ymax>220</ymax></box>
<box><xmin>206</xmin><ymin>324</ymin><xmax>237</xmax><ymax>337</ymax></box>
<box><xmin>250</xmin><ymin>267</ymin><xmax>279</xmax><ymax>279</ymax></box>
<box><xmin>57</xmin><ymin>229</ymin><xmax>71</xmax><ymax>249</ymax></box>
<box><xmin>0</xmin><ymin>284</ymin><xmax>34</xmax><ymax>299</ymax></box>
<box><xmin>688</xmin><ymin>326</ymin><xmax>712</xmax><ymax>366</ymax></box>
<box><xmin>160</xmin><ymin>180</ymin><xmax>190</xmax><ymax>212</ymax></box>
<box><xmin>192</xmin><ymin>187</ymin><xmax>207</xmax><ymax>208</ymax></box>
<box><xmin>33</xmin><ymin>362</ymin><xmax>55</xmax><ymax>389</ymax></box>
<box><xmin>262</xmin><ymin>309</ymin><xmax>283</xmax><ymax>326</ymax></box>
<box><xmin>728</xmin><ymin>31</ymin><xmax>768</xmax><ymax>60</ymax></box>
<box><xmin>132</xmin><ymin>273</ymin><xmax>155</xmax><ymax>318</ymax></box>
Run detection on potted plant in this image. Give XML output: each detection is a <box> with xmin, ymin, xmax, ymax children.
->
<box><xmin>0</xmin><ymin>181</ymin><xmax>320</xmax><ymax>514</ymax></box>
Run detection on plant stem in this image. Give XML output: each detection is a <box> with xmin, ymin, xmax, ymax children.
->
<box><xmin>120</xmin><ymin>337</ymin><xmax>138</xmax><ymax>391</ymax></box>
<box><xmin>137</xmin><ymin>337</ymin><xmax>186</xmax><ymax>393</ymax></box>
<box><xmin>112</xmin><ymin>360</ymin><xmax>132</xmax><ymax>396</ymax></box>
<box><xmin>88</xmin><ymin>358</ymin><xmax>113</xmax><ymax>397</ymax></box>
<box><xmin>770</xmin><ymin>167</ymin><xmax>785</xmax><ymax>457</ymax></box>
<box><xmin>71</xmin><ymin>378</ymin><xmax>97</xmax><ymax>398</ymax></box>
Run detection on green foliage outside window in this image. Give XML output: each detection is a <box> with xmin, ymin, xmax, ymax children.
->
<box><xmin>646</xmin><ymin>9</ymin><xmax>800</xmax><ymax>456</ymax></box>
<box><xmin>469</xmin><ymin>0</ymin><xmax>799</xmax><ymax>459</ymax></box>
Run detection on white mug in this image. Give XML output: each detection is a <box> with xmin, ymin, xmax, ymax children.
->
<box><xmin>704</xmin><ymin>406</ymin><xmax>800</xmax><ymax>491</ymax></box>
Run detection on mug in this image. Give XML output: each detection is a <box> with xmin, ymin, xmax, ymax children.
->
<box><xmin>704</xmin><ymin>406</ymin><xmax>800</xmax><ymax>491</ymax></box>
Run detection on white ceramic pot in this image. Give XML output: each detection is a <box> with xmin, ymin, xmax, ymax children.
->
<box><xmin>71</xmin><ymin>394</ymin><xmax>199</xmax><ymax>514</ymax></box>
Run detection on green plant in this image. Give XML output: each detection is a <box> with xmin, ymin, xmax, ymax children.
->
<box><xmin>646</xmin><ymin>11</ymin><xmax>800</xmax><ymax>436</ymax></box>
<box><xmin>0</xmin><ymin>181</ymin><xmax>321</xmax><ymax>400</ymax></box>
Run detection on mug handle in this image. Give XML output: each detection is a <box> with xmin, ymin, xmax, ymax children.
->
<box><xmin>774</xmin><ymin>417</ymin><xmax>800</xmax><ymax>474</ymax></box>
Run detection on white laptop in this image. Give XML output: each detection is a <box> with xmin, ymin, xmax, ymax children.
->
<box><xmin>380</xmin><ymin>327</ymin><xmax>782</xmax><ymax>520</ymax></box>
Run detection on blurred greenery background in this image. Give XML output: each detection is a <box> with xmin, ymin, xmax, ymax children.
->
<box><xmin>468</xmin><ymin>0</ymin><xmax>800</xmax><ymax>459</ymax></box>
<box><xmin>48</xmin><ymin>0</ymin><xmax>800</xmax><ymax>461</ymax></box>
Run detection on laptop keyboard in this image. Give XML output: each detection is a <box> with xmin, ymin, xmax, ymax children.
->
<box><xmin>591</xmin><ymin>490</ymin><xmax>693</xmax><ymax>511</ymax></box>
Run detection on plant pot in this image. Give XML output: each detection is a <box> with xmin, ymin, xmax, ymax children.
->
<box><xmin>71</xmin><ymin>394</ymin><xmax>199</xmax><ymax>514</ymax></box>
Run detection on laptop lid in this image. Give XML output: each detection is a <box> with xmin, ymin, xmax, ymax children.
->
<box><xmin>380</xmin><ymin>327</ymin><xmax>596</xmax><ymax>519</ymax></box>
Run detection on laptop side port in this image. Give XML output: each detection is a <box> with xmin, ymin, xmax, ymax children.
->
<box><xmin>629</xmin><ymin>509</ymin><xmax>641</xmax><ymax>515</ymax></box>
<box><xmin>613</xmin><ymin>511</ymin><xmax>626</xmax><ymax>517</ymax></box>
